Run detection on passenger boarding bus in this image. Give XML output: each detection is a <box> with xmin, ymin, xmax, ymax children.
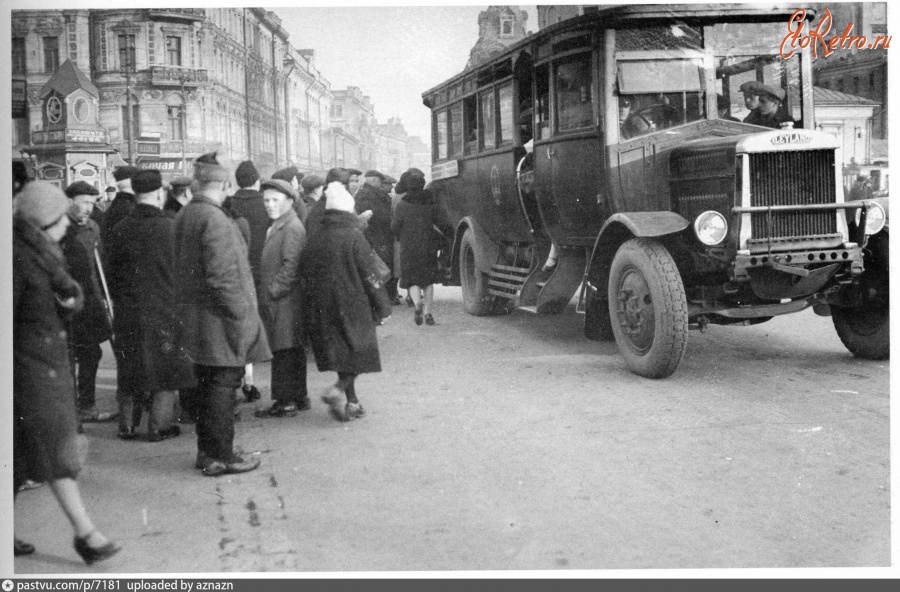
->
<box><xmin>422</xmin><ymin>4</ymin><xmax>888</xmax><ymax>378</ymax></box>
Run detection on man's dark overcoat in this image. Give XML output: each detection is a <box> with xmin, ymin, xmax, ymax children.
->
<box><xmin>173</xmin><ymin>193</ymin><xmax>272</xmax><ymax>367</ymax></box>
<box><xmin>355</xmin><ymin>182</ymin><xmax>394</xmax><ymax>271</ymax></box>
<box><xmin>106</xmin><ymin>204</ymin><xmax>196</xmax><ymax>391</ymax></box>
<box><xmin>299</xmin><ymin>210</ymin><xmax>391</xmax><ymax>375</ymax></box>
<box><xmin>101</xmin><ymin>191</ymin><xmax>135</xmax><ymax>243</ymax></box>
<box><xmin>229</xmin><ymin>188</ymin><xmax>269</xmax><ymax>286</ymax></box>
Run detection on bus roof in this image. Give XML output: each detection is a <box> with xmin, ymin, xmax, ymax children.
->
<box><xmin>422</xmin><ymin>3</ymin><xmax>812</xmax><ymax>105</ymax></box>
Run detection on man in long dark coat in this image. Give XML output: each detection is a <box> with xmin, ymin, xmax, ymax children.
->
<box><xmin>101</xmin><ymin>165</ymin><xmax>138</xmax><ymax>243</ymax></box>
<box><xmin>355</xmin><ymin>169</ymin><xmax>400</xmax><ymax>303</ymax></box>
<box><xmin>60</xmin><ymin>181</ymin><xmax>114</xmax><ymax>423</ymax></box>
<box><xmin>106</xmin><ymin>169</ymin><xmax>197</xmax><ymax>441</ymax></box>
<box><xmin>174</xmin><ymin>152</ymin><xmax>271</xmax><ymax>476</ymax></box>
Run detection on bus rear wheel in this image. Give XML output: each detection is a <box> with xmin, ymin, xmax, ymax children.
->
<box><xmin>460</xmin><ymin>228</ymin><xmax>510</xmax><ymax>316</ymax></box>
<box><xmin>607</xmin><ymin>238</ymin><xmax>688</xmax><ymax>378</ymax></box>
<box><xmin>832</xmin><ymin>303</ymin><xmax>889</xmax><ymax>360</ymax></box>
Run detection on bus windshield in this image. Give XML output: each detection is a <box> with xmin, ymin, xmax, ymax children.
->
<box><xmin>614</xmin><ymin>20</ymin><xmax>803</xmax><ymax>140</ymax></box>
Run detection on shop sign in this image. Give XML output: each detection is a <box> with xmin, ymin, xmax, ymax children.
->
<box><xmin>67</xmin><ymin>128</ymin><xmax>107</xmax><ymax>144</ymax></box>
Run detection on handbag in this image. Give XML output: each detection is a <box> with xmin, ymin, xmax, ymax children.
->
<box><xmin>368</xmin><ymin>249</ymin><xmax>392</xmax><ymax>284</ymax></box>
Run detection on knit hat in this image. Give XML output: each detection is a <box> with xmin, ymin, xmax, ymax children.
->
<box><xmin>64</xmin><ymin>181</ymin><xmax>99</xmax><ymax>199</ymax></box>
<box><xmin>272</xmin><ymin>166</ymin><xmax>301</xmax><ymax>183</ymax></box>
<box><xmin>235</xmin><ymin>160</ymin><xmax>260</xmax><ymax>188</ymax></box>
<box><xmin>260</xmin><ymin>178</ymin><xmax>297</xmax><ymax>200</ymax></box>
<box><xmin>113</xmin><ymin>165</ymin><xmax>139</xmax><ymax>181</ymax></box>
<box><xmin>15</xmin><ymin>181</ymin><xmax>71</xmax><ymax>228</ymax></box>
<box><xmin>300</xmin><ymin>173</ymin><xmax>325</xmax><ymax>193</ymax></box>
<box><xmin>193</xmin><ymin>152</ymin><xmax>230</xmax><ymax>183</ymax></box>
<box><xmin>132</xmin><ymin>169</ymin><xmax>163</xmax><ymax>194</ymax></box>
<box><xmin>325</xmin><ymin>181</ymin><xmax>356</xmax><ymax>213</ymax></box>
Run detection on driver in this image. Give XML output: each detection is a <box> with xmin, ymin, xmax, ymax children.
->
<box><xmin>744</xmin><ymin>83</ymin><xmax>794</xmax><ymax>129</ymax></box>
<box><xmin>619</xmin><ymin>95</ymin><xmax>652</xmax><ymax>139</ymax></box>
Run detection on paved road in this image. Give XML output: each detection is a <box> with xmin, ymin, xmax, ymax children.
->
<box><xmin>13</xmin><ymin>285</ymin><xmax>890</xmax><ymax>573</ymax></box>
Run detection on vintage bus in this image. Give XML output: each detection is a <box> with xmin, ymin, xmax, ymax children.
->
<box><xmin>422</xmin><ymin>4</ymin><xmax>889</xmax><ymax>378</ymax></box>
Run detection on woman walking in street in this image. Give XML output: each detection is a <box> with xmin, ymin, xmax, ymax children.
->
<box><xmin>13</xmin><ymin>182</ymin><xmax>121</xmax><ymax>564</ymax></box>
<box><xmin>299</xmin><ymin>168</ymin><xmax>392</xmax><ymax>421</ymax></box>
<box><xmin>391</xmin><ymin>171</ymin><xmax>451</xmax><ymax>326</ymax></box>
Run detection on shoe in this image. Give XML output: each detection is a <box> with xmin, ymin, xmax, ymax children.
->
<box><xmin>80</xmin><ymin>408</ymin><xmax>119</xmax><ymax>423</ymax></box>
<box><xmin>202</xmin><ymin>455</ymin><xmax>260</xmax><ymax>477</ymax></box>
<box><xmin>414</xmin><ymin>304</ymin><xmax>424</xmax><ymax>326</ymax></box>
<box><xmin>322</xmin><ymin>387</ymin><xmax>347</xmax><ymax>421</ymax></box>
<box><xmin>14</xmin><ymin>537</ymin><xmax>35</xmax><ymax>556</ymax></box>
<box><xmin>345</xmin><ymin>402</ymin><xmax>366</xmax><ymax>420</ymax></box>
<box><xmin>254</xmin><ymin>402</ymin><xmax>298</xmax><ymax>418</ymax></box>
<box><xmin>196</xmin><ymin>447</ymin><xmax>245</xmax><ymax>469</ymax></box>
<box><xmin>73</xmin><ymin>532</ymin><xmax>121</xmax><ymax>565</ymax></box>
<box><xmin>242</xmin><ymin>385</ymin><xmax>261</xmax><ymax>402</ymax></box>
<box><xmin>424</xmin><ymin>313</ymin><xmax>435</xmax><ymax>326</ymax></box>
<box><xmin>406</xmin><ymin>294</ymin><xmax>414</xmax><ymax>307</ymax></box>
<box><xmin>117</xmin><ymin>426</ymin><xmax>138</xmax><ymax>440</ymax></box>
<box><xmin>17</xmin><ymin>479</ymin><xmax>44</xmax><ymax>493</ymax></box>
<box><xmin>147</xmin><ymin>425</ymin><xmax>181</xmax><ymax>442</ymax></box>
<box><xmin>297</xmin><ymin>397</ymin><xmax>311</xmax><ymax>411</ymax></box>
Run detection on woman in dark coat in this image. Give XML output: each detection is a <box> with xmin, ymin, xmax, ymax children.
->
<box><xmin>13</xmin><ymin>182</ymin><xmax>120</xmax><ymax>564</ymax></box>
<box><xmin>391</xmin><ymin>171</ymin><xmax>451</xmax><ymax>325</ymax></box>
<box><xmin>299</xmin><ymin>168</ymin><xmax>392</xmax><ymax>421</ymax></box>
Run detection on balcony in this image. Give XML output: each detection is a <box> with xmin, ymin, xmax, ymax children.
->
<box><xmin>148</xmin><ymin>8</ymin><xmax>205</xmax><ymax>23</ymax></box>
<box><xmin>150</xmin><ymin>66</ymin><xmax>209</xmax><ymax>87</ymax></box>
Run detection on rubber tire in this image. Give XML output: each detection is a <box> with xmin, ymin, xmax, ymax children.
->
<box><xmin>460</xmin><ymin>228</ymin><xmax>498</xmax><ymax>316</ymax></box>
<box><xmin>832</xmin><ymin>303</ymin><xmax>889</xmax><ymax>360</ymax></box>
<box><xmin>608</xmin><ymin>238</ymin><xmax>688</xmax><ymax>378</ymax></box>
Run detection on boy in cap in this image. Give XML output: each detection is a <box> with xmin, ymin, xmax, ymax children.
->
<box><xmin>106</xmin><ymin>169</ymin><xmax>197</xmax><ymax>441</ymax></box>
<box><xmin>164</xmin><ymin>176</ymin><xmax>193</xmax><ymax>214</ymax></box>
<box><xmin>173</xmin><ymin>152</ymin><xmax>271</xmax><ymax>476</ymax></box>
<box><xmin>347</xmin><ymin>168</ymin><xmax>363</xmax><ymax>196</ymax></box>
<box><xmin>60</xmin><ymin>181</ymin><xmax>115</xmax><ymax>423</ymax></box>
<box><xmin>752</xmin><ymin>84</ymin><xmax>794</xmax><ymax>129</ymax></box>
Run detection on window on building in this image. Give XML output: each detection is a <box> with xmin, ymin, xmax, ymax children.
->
<box><xmin>822</xmin><ymin>80</ymin><xmax>830</xmax><ymax>89</ymax></box>
<box><xmin>852</xmin><ymin>76</ymin><xmax>859</xmax><ymax>94</ymax></box>
<box><xmin>43</xmin><ymin>37</ymin><xmax>60</xmax><ymax>73</ymax></box>
<box><xmin>166</xmin><ymin>36</ymin><xmax>182</xmax><ymax>67</ymax></box>
<box><xmin>333</xmin><ymin>104</ymin><xmax>343</xmax><ymax>118</ymax></box>
<box><xmin>118</xmin><ymin>34</ymin><xmax>136</xmax><ymax>70</ymax></box>
<box><xmin>13</xmin><ymin>38</ymin><xmax>26</xmax><ymax>75</ymax></box>
<box><xmin>869</xmin><ymin>71</ymin><xmax>876</xmax><ymax>90</ymax></box>
<box><xmin>837</xmin><ymin>79</ymin><xmax>844</xmax><ymax>93</ymax></box>
<box><xmin>168</xmin><ymin>106</ymin><xmax>184</xmax><ymax>141</ymax></box>
<box><xmin>500</xmin><ymin>16</ymin><xmax>514</xmax><ymax>38</ymax></box>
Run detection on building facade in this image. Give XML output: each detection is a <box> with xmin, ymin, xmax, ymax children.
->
<box><xmin>466</xmin><ymin>6</ymin><xmax>530</xmax><ymax>70</ymax></box>
<box><xmin>12</xmin><ymin>8</ymin><xmax>335</xmax><ymax>184</ymax></box>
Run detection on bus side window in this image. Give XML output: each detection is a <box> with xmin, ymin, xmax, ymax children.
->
<box><xmin>535</xmin><ymin>64</ymin><xmax>551</xmax><ymax>140</ymax></box>
<box><xmin>555</xmin><ymin>53</ymin><xmax>593</xmax><ymax>132</ymax></box>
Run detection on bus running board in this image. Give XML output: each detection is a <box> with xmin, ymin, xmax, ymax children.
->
<box><xmin>488</xmin><ymin>264</ymin><xmax>531</xmax><ymax>300</ymax></box>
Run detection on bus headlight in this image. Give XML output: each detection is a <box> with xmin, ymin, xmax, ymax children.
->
<box><xmin>693</xmin><ymin>211</ymin><xmax>728</xmax><ymax>245</ymax></box>
<box><xmin>855</xmin><ymin>201</ymin><xmax>886</xmax><ymax>236</ymax></box>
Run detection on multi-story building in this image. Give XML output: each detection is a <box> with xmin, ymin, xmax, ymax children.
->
<box><xmin>466</xmin><ymin>6</ymin><xmax>530</xmax><ymax>70</ymax></box>
<box><xmin>12</xmin><ymin>8</ymin><xmax>335</xmax><ymax>183</ymax></box>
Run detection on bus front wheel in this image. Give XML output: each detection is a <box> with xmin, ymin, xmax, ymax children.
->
<box><xmin>607</xmin><ymin>238</ymin><xmax>688</xmax><ymax>378</ymax></box>
<box><xmin>460</xmin><ymin>228</ymin><xmax>501</xmax><ymax>316</ymax></box>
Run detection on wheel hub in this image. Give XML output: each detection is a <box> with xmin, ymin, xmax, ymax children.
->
<box><xmin>616</xmin><ymin>268</ymin><xmax>654</xmax><ymax>352</ymax></box>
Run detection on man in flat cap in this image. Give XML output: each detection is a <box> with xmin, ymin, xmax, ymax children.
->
<box><xmin>102</xmin><ymin>165</ymin><xmax>139</xmax><ymax>243</ymax></box>
<box><xmin>60</xmin><ymin>181</ymin><xmax>115</xmax><ymax>423</ymax></box>
<box><xmin>741</xmin><ymin>81</ymin><xmax>795</xmax><ymax>129</ymax></box>
<box><xmin>164</xmin><ymin>176</ymin><xmax>193</xmax><ymax>214</ymax></box>
<box><xmin>174</xmin><ymin>153</ymin><xmax>271</xmax><ymax>476</ymax></box>
<box><xmin>355</xmin><ymin>170</ymin><xmax>400</xmax><ymax>303</ymax></box>
<box><xmin>255</xmin><ymin>179</ymin><xmax>310</xmax><ymax>418</ymax></box>
<box><xmin>106</xmin><ymin>169</ymin><xmax>196</xmax><ymax>441</ymax></box>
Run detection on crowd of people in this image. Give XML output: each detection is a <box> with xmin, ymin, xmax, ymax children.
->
<box><xmin>11</xmin><ymin>155</ymin><xmax>449</xmax><ymax>564</ymax></box>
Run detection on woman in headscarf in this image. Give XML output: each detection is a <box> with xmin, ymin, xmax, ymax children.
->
<box><xmin>299</xmin><ymin>168</ymin><xmax>392</xmax><ymax>421</ymax></box>
<box><xmin>13</xmin><ymin>182</ymin><xmax>121</xmax><ymax>564</ymax></box>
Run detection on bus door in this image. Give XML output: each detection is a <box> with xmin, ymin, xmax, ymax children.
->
<box><xmin>534</xmin><ymin>48</ymin><xmax>605</xmax><ymax>244</ymax></box>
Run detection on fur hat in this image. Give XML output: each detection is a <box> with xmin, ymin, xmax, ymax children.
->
<box><xmin>193</xmin><ymin>152</ymin><xmax>230</xmax><ymax>184</ymax></box>
<box><xmin>260</xmin><ymin>179</ymin><xmax>297</xmax><ymax>200</ymax></box>
<box><xmin>300</xmin><ymin>173</ymin><xmax>325</xmax><ymax>193</ymax></box>
<box><xmin>132</xmin><ymin>169</ymin><xmax>163</xmax><ymax>194</ymax></box>
<box><xmin>64</xmin><ymin>181</ymin><xmax>99</xmax><ymax>199</ymax></box>
<box><xmin>113</xmin><ymin>166</ymin><xmax>139</xmax><ymax>181</ymax></box>
<box><xmin>169</xmin><ymin>176</ymin><xmax>192</xmax><ymax>188</ymax></box>
<box><xmin>15</xmin><ymin>181</ymin><xmax>71</xmax><ymax>228</ymax></box>
<box><xmin>235</xmin><ymin>160</ymin><xmax>260</xmax><ymax>188</ymax></box>
<box><xmin>325</xmin><ymin>181</ymin><xmax>356</xmax><ymax>213</ymax></box>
